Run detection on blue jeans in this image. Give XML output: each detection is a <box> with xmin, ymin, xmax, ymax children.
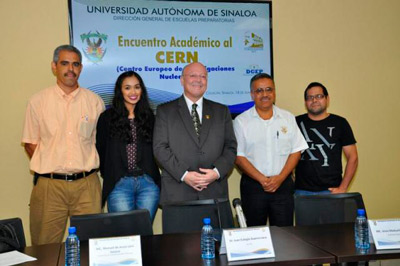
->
<box><xmin>295</xmin><ymin>189</ymin><xmax>331</xmax><ymax>195</ymax></box>
<box><xmin>107</xmin><ymin>175</ymin><xmax>160</xmax><ymax>222</ymax></box>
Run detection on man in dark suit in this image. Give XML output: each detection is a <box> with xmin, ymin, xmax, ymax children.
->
<box><xmin>153</xmin><ymin>62</ymin><xmax>237</xmax><ymax>204</ymax></box>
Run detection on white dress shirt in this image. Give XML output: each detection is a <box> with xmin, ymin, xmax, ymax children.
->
<box><xmin>233</xmin><ymin>105</ymin><xmax>308</xmax><ymax>176</ymax></box>
<box><xmin>183</xmin><ymin>94</ymin><xmax>203</xmax><ymax>122</ymax></box>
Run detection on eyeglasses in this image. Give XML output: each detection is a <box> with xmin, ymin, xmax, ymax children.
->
<box><xmin>253</xmin><ymin>87</ymin><xmax>274</xmax><ymax>95</ymax></box>
<box><xmin>306</xmin><ymin>94</ymin><xmax>326</xmax><ymax>101</ymax></box>
<box><xmin>185</xmin><ymin>74</ymin><xmax>207</xmax><ymax>80</ymax></box>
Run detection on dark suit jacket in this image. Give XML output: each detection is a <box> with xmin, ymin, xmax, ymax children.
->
<box><xmin>96</xmin><ymin>108</ymin><xmax>161</xmax><ymax>207</ymax></box>
<box><xmin>153</xmin><ymin>96</ymin><xmax>237</xmax><ymax>205</ymax></box>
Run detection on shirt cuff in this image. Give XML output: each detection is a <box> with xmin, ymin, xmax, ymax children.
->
<box><xmin>213</xmin><ymin>168</ymin><xmax>220</xmax><ymax>179</ymax></box>
<box><xmin>181</xmin><ymin>171</ymin><xmax>188</xmax><ymax>182</ymax></box>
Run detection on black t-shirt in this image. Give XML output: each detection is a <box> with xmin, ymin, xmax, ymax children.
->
<box><xmin>295</xmin><ymin>114</ymin><xmax>356</xmax><ymax>191</ymax></box>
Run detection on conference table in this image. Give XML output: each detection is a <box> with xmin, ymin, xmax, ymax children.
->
<box><xmin>17</xmin><ymin>223</ymin><xmax>400</xmax><ymax>266</ymax></box>
<box><xmin>19</xmin><ymin>243</ymin><xmax>61</xmax><ymax>266</ymax></box>
<box><xmin>55</xmin><ymin>226</ymin><xmax>334</xmax><ymax>266</ymax></box>
<box><xmin>281</xmin><ymin>222</ymin><xmax>400</xmax><ymax>264</ymax></box>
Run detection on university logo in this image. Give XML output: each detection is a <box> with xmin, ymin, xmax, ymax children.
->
<box><xmin>244</xmin><ymin>31</ymin><xmax>263</xmax><ymax>52</ymax></box>
<box><xmin>80</xmin><ymin>31</ymin><xmax>108</xmax><ymax>63</ymax></box>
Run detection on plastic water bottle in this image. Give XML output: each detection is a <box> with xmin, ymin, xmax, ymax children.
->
<box><xmin>354</xmin><ymin>209</ymin><xmax>370</xmax><ymax>251</ymax></box>
<box><xmin>65</xmin><ymin>226</ymin><xmax>80</xmax><ymax>266</ymax></box>
<box><xmin>201</xmin><ymin>217</ymin><xmax>215</xmax><ymax>259</ymax></box>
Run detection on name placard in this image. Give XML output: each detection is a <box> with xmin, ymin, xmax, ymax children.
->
<box><xmin>89</xmin><ymin>235</ymin><xmax>142</xmax><ymax>266</ymax></box>
<box><xmin>369</xmin><ymin>219</ymin><xmax>400</xmax><ymax>250</ymax></box>
<box><xmin>220</xmin><ymin>226</ymin><xmax>275</xmax><ymax>261</ymax></box>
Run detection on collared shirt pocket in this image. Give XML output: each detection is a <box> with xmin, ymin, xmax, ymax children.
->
<box><xmin>79</xmin><ymin>114</ymin><xmax>96</xmax><ymax>139</ymax></box>
<box><xmin>277</xmin><ymin>137</ymin><xmax>291</xmax><ymax>156</ymax></box>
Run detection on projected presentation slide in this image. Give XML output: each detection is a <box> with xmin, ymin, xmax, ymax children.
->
<box><xmin>69</xmin><ymin>0</ymin><xmax>272</xmax><ymax>113</ymax></box>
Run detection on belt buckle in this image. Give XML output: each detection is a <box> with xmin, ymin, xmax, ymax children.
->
<box><xmin>66</xmin><ymin>173</ymin><xmax>75</xmax><ymax>181</ymax></box>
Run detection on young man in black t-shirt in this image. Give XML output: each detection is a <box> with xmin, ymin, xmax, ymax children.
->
<box><xmin>295</xmin><ymin>82</ymin><xmax>358</xmax><ymax>194</ymax></box>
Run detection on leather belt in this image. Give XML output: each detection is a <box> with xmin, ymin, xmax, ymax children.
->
<box><xmin>127</xmin><ymin>167</ymin><xmax>144</xmax><ymax>177</ymax></box>
<box><xmin>34</xmin><ymin>169</ymin><xmax>96</xmax><ymax>181</ymax></box>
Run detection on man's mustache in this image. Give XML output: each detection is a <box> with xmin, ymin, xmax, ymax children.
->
<box><xmin>64</xmin><ymin>71</ymin><xmax>77</xmax><ymax>77</ymax></box>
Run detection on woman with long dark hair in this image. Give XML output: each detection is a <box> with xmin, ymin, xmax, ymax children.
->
<box><xmin>96</xmin><ymin>71</ymin><xmax>160</xmax><ymax>221</ymax></box>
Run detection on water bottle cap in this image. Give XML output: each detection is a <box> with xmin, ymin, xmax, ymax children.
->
<box><xmin>357</xmin><ymin>209</ymin><xmax>366</xmax><ymax>216</ymax></box>
<box><xmin>203</xmin><ymin>217</ymin><xmax>211</xmax><ymax>225</ymax></box>
<box><xmin>68</xmin><ymin>226</ymin><xmax>77</xmax><ymax>234</ymax></box>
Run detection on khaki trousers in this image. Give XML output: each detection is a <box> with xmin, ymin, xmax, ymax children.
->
<box><xmin>29</xmin><ymin>172</ymin><xmax>101</xmax><ymax>245</ymax></box>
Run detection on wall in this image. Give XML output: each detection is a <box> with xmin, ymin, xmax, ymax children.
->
<box><xmin>0</xmin><ymin>0</ymin><xmax>399</xmax><ymax>245</ymax></box>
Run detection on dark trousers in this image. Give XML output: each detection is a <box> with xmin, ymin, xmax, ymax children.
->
<box><xmin>240</xmin><ymin>174</ymin><xmax>294</xmax><ymax>227</ymax></box>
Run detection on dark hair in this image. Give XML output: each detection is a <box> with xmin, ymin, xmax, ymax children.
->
<box><xmin>53</xmin><ymin>45</ymin><xmax>82</xmax><ymax>63</ymax></box>
<box><xmin>110</xmin><ymin>71</ymin><xmax>154</xmax><ymax>143</ymax></box>
<box><xmin>304</xmin><ymin>82</ymin><xmax>329</xmax><ymax>100</ymax></box>
<box><xmin>250</xmin><ymin>73</ymin><xmax>274</xmax><ymax>91</ymax></box>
